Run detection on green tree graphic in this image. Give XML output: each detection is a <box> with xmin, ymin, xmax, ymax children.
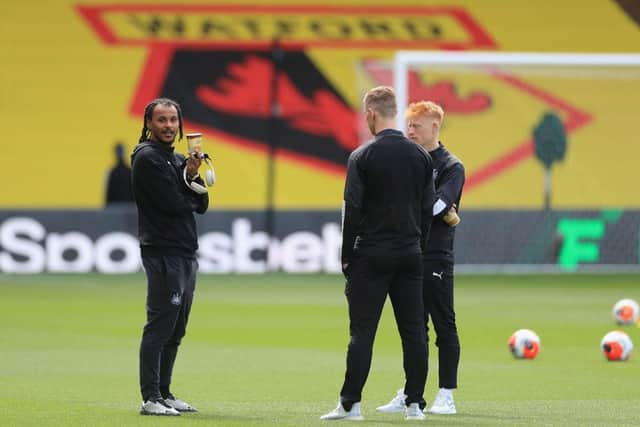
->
<box><xmin>533</xmin><ymin>112</ymin><xmax>567</xmax><ymax>210</ymax></box>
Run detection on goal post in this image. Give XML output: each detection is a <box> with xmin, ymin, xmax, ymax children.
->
<box><xmin>393</xmin><ymin>51</ymin><xmax>640</xmax><ymax>131</ymax></box>
<box><xmin>388</xmin><ymin>51</ymin><xmax>640</xmax><ymax>272</ymax></box>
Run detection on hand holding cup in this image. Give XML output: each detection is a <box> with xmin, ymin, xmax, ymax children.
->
<box><xmin>185</xmin><ymin>133</ymin><xmax>204</xmax><ymax>178</ymax></box>
<box><xmin>442</xmin><ymin>205</ymin><xmax>460</xmax><ymax>227</ymax></box>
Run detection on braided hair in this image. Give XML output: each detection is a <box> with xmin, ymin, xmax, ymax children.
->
<box><xmin>139</xmin><ymin>98</ymin><xmax>184</xmax><ymax>143</ymax></box>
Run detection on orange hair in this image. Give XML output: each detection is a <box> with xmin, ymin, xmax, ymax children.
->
<box><xmin>405</xmin><ymin>101</ymin><xmax>444</xmax><ymax>124</ymax></box>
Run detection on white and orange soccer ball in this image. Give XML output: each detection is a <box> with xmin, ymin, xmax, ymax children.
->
<box><xmin>508</xmin><ymin>329</ymin><xmax>540</xmax><ymax>359</ymax></box>
<box><xmin>600</xmin><ymin>330</ymin><xmax>633</xmax><ymax>361</ymax></box>
<box><xmin>612</xmin><ymin>298</ymin><xmax>639</xmax><ymax>325</ymax></box>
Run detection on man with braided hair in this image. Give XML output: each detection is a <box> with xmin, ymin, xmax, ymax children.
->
<box><xmin>131</xmin><ymin>98</ymin><xmax>209</xmax><ymax>416</ymax></box>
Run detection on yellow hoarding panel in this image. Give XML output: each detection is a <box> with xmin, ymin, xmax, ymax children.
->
<box><xmin>1</xmin><ymin>0</ymin><xmax>638</xmax><ymax>208</ymax></box>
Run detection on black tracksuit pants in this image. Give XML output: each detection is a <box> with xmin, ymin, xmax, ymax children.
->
<box><xmin>139</xmin><ymin>255</ymin><xmax>197</xmax><ymax>401</ymax></box>
<box><xmin>340</xmin><ymin>250</ymin><xmax>427</xmax><ymax>408</ymax></box>
<box><xmin>423</xmin><ymin>259</ymin><xmax>460</xmax><ymax>389</ymax></box>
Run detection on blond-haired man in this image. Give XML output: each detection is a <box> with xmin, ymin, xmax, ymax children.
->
<box><xmin>321</xmin><ymin>87</ymin><xmax>435</xmax><ymax>421</ymax></box>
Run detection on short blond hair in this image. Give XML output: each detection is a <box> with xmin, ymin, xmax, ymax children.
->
<box><xmin>363</xmin><ymin>86</ymin><xmax>397</xmax><ymax>118</ymax></box>
<box><xmin>405</xmin><ymin>101</ymin><xmax>444</xmax><ymax>124</ymax></box>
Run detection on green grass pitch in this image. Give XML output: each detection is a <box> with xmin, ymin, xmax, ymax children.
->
<box><xmin>1</xmin><ymin>273</ymin><xmax>639</xmax><ymax>426</ymax></box>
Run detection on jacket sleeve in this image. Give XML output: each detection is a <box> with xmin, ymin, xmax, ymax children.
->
<box><xmin>133</xmin><ymin>149</ymin><xmax>205</xmax><ymax>216</ymax></box>
<box><xmin>433</xmin><ymin>163</ymin><xmax>465</xmax><ymax>218</ymax></box>
<box><xmin>341</xmin><ymin>151</ymin><xmax>364</xmax><ymax>265</ymax></box>
<box><xmin>421</xmin><ymin>155</ymin><xmax>436</xmax><ymax>252</ymax></box>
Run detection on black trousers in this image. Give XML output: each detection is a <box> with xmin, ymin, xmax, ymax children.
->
<box><xmin>423</xmin><ymin>259</ymin><xmax>460</xmax><ymax>389</ymax></box>
<box><xmin>340</xmin><ymin>251</ymin><xmax>427</xmax><ymax>408</ymax></box>
<box><xmin>139</xmin><ymin>255</ymin><xmax>197</xmax><ymax>401</ymax></box>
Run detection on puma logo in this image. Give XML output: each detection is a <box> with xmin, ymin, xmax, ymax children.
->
<box><xmin>432</xmin><ymin>271</ymin><xmax>443</xmax><ymax>280</ymax></box>
<box><xmin>170</xmin><ymin>292</ymin><xmax>182</xmax><ymax>306</ymax></box>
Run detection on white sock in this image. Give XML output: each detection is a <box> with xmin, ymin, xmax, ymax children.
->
<box><xmin>439</xmin><ymin>388</ymin><xmax>453</xmax><ymax>398</ymax></box>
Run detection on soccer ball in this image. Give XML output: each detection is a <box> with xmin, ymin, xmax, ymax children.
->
<box><xmin>600</xmin><ymin>330</ymin><xmax>633</xmax><ymax>361</ymax></box>
<box><xmin>612</xmin><ymin>298</ymin><xmax>639</xmax><ymax>325</ymax></box>
<box><xmin>508</xmin><ymin>329</ymin><xmax>540</xmax><ymax>359</ymax></box>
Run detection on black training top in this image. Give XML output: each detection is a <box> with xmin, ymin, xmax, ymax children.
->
<box><xmin>131</xmin><ymin>140</ymin><xmax>209</xmax><ymax>258</ymax></box>
<box><xmin>424</xmin><ymin>143</ymin><xmax>465</xmax><ymax>262</ymax></box>
<box><xmin>341</xmin><ymin>128</ymin><xmax>435</xmax><ymax>264</ymax></box>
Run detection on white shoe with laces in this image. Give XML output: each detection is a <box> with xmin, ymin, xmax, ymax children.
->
<box><xmin>429</xmin><ymin>389</ymin><xmax>456</xmax><ymax>414</ymax></box>
<box><xmin>140</xmin><ymin>398</ymin><xmax>181</xmax><ymax>416</ymax></box>
<box><xmin>320</xmin><ymin>401</ymin><xmax>364</xmax><ymax>420</ymax></box>
<box><xmin>164</xmin><ymin>395</ymin><xmax>198</xmax><ymax>412</ymax></box>
<box><xmin>405</xmin><ymin>402</ymin><xmax>426</xmax><ymax>420</ymax></box>
<box><xmin>376</xmin><ymin>388</ymin><xmax>406</xmax><ymax>413</ymax></box>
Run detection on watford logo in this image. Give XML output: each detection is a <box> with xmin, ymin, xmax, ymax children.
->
<box><xmin>77</xmin><ymin>4</ymin><xmax>593</xmax><ymax>191</ymax></box>
<box><xmin>77</xmin><ymin>4</ymin><xmax>496</xmax><ymax>172</ymax></box>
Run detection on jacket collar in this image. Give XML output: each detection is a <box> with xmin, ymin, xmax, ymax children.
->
<box><xmin>375</xmin><ymin>128</ymin><xmax>403</xmax><ymax>138</ymax></box>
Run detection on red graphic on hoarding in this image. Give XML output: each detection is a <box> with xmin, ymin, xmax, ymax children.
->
<box><xmin>196</xmin><ymin>55</ymin><xmax>359</xmax><ymax>151</ymax></box>
<box><xmin>73</xmin><ymin>4</ymin><xmax>596</xmax><ymax>192</ymax></box>
<box><xmin>75</xmin><ymin>4</ymin><xmax>496</xmax><ymax>50</ymax></box>
<box><xmin>363</xmin><ymin>62</ymin><xmax>492</xmax><ymax>114</ymax></box>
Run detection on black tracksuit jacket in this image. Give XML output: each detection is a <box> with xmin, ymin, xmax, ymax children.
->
<box><xmin>424</xmin><ymin>143</ymin><xmax>465</xmax><ymax>262</ymax></box>
<box><xmin>341</xmin><ymin>128</ymin><xmax>435</xmax><ymax>265</ymax></box>
<box><xmin>131</xmin><ymin>140</ymin><xmax>209</xmax><ymax>258</ymax></box>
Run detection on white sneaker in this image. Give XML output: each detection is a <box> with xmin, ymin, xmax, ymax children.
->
<box><xmin>405</xmin><ymin>402</ymin><xmax>426</xmax><ymax>420</ymax></box>
<box><xmin>165</xmin><ymin>396</ymin><xmax>198</xmax><ymax>412</ymax></box>
<box><xmin>376</xmin><ymin>388</ymin><xmax>406</xmax><ymax>413</ymax></box>
<box><xmin>429</xmin><ymin>389</ymin><xmax>456</xmax><ymax>414</ymax></box>
<box><xmin>320</xmin><ymin>401</ymin><xmax>364</xmax><ymax>421</ymax></box>
<box><xmin>140</xmin><ymin>399</ymin><xmax>181</xmax><ymax>416</ymax></box>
